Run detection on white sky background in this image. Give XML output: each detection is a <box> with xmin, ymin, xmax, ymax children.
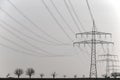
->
<box><xmin>0</xmin><ymin>0</ymin><xmax>119</xmax><ymax>78</ymax></box>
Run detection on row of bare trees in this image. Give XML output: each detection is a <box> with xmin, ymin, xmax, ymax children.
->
<box><xmin>14</xmin><ymin>68</ymin><xmax>35</xmax><ymax>78</ymax></box>
<box><xmin>14</xmin><ymin>68</ymin><xmax>60</xmax><ymax>78</ymax></box>
<box><xmin>13</xmin><ymin>68</ymin><xmax>120</xmax><ymax>79</ymax></box>
<box><xmin>13</xmin><ymin>68</ymin><xmax>79</xmax><ymax>78</ymax></box>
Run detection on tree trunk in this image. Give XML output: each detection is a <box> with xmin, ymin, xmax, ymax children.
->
<box><xmin>18</xmin><ymin>75</ymin><xmax>20</xmax><ymax>78</ymax></box>
<box><xmin>29</xmin><ymin>75</ymin><xmax>31</xmax><ymax>78</ymax></box>
<box><xmin>41</xmin><ymin>76</ymin><xmax>43</xmax><ymax>78</ymax></box>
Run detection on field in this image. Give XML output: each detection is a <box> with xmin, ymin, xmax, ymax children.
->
<box><xmin>0</xmin><ymin>78</ymin><xmax>118</xmax><ymax>80</ymax></box>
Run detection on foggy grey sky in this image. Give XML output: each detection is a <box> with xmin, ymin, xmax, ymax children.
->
<box><xmin>0</xmin><ymin>0</ymin><xmax>119</xmax><ymax>78</ymax></box>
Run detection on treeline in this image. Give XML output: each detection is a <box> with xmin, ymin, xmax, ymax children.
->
<box><xmin>7</xmin><ymin>68</ymin><xmax>80</xmax><ymax>78</ymax></box>
<box><xmin>6</xmin><ymin>68</ymin><xmax>119</xmax><ymax>78</ymax></box>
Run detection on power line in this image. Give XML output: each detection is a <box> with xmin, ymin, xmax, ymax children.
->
<box><xmin>51</xmin><ymin>0</ymin><xmax>90</xmax><ymax>58</ymax></box>
<box><xmin>1</xmin><ymin>20</ymin><xmax>72</xmax><ymax>47</ymax></box>
<box><xmin>64</xmin><ymin>0</ymin><xmax>91</xmax><ymax>57</ymax></box>
<box><xmin>7</xmin><ymin>0</ymin><xmax>67</xmax><ymax>45</ymax></box>
<box><xmin>2</xmin><ymin>0</ymin><xmax>92</xmax><ymax>57</ymax></box>
<box><xmin>43</xmin><ymin>0</ymin><xmax>87</xmax><ymax>59</ymax></box>
<box><xmin>77</xmin><ymin>47</ymin><xmax>90</xmax><ymax>60</ymax></box>
<box><xmin>64</xmin><ymin>0</ymin><xmax>81</xmax><ymax>32</ymax></box>
<box><xmin>41</xmin><ymin>0</ymin><xmax>73</xmax><ymax>42</ymax></box>
<box><xmin>85</xmin><ymin>0</ymin><xmax>97</xmax><ymax>31</ymax></box>
<box><xmin>51</xmin><ymin>0</ymin><xmax>90</xmax><ymax>54</ymax></box>
<box><xmin>0</xmin><ymin>21</ymin><xmax>76</xmax><ymax>57</ymax></box>
<box><xmin>67</xmin><ymin>0</ymin><xmax>86</xmax><ymax>32</ymax></box>
<box><xmin>0</xmin><ymin>29</ymin><xmax>45</xmax><ymax>56</ymax></box>
<box><xmin>0</xmin><ymin>21</ymin><xmax>63</xmax><ymax>56</ymax></box>
<box><xmin>0</xmin><ymin>20</ymin><xmax>64</xmax><ymax>46</ymax></box>
<box><xmin>41</xmin><ymin>0</ymin><xmax>83</xmax><ymax>57</ymax></box>
<box><xmin>0</xmin><ymin>0</ymin><xmax>90</xmax><ymax>57</ymax></box>
<box><xmin>0</xmin><ymin>23</ymin><xmax>76</xmax><ymax>57</ymax></box>
<box><xmin>50</xmin><ymin>0</ymin><xmax>75</xmax><ymax>34</ymax></box>
<box><xmin>0</xmin><ymin>21</ymin><xmax>63</xmax><ymax>54</ymax></box>
<box><xmin>67</xmin><ymin>0</ymin><xmax>92</xmax><ymax>49</ymax></box>
<box><xmin>0</xmin><ymin>7</ymin><xmax>62</xmax><ymax>45</ymax></box>
<box><xmin>86</xmin><ymin>0</ymin><xmax>95</xmax><ymax>25</ymax></box>
<box><xmin>0</xmin><ymin>42</ymin><xmax>75</xmax><ymax>57</ymax></box>
<box><xmin>0</xmin><ymin>23</ymin><xmax>56</xmax><ymax>56</ymax></box>
<box><xmin>0</xmin><ymin>43</ymin><xmax>38</xmax><ymax>57</ymax></box>
<box><xmin>64</xmin><ymin>0</ymin><xmax>91</xmax><ymax>54</ymax></box>
<box><xmin>0</xmin><ymin>4</ymin><xmax>77</xmax><ymax>57</ymax></box>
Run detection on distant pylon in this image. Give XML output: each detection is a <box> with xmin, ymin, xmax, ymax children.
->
<box><xmin>98</xmin><ymin>47</ymin><xmax>117</xmax><ymax>77</ymax></box>
<box><xmin>73</xmin><ymin>0</ymin><xmax>114</xmax><ymax>78</ymax></box>
<box><xmin>110</xmin><ymin>59</ymin><xmax>120</xmax><ymax>73</ymax></box>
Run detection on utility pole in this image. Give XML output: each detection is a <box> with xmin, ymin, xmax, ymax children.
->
<box><xmin>98</xmin><ymin>47</ymin><xmax>117</xmax><ymax>77</ymax></box>
<box><xmin>73</xmin><ymin>0</ymin><xmax>114</xmax><ymax>78</ymax></box>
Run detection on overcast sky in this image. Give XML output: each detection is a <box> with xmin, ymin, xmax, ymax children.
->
<box><xmin>0</xmin><ymin>0</ymin><xmax>120</xmax><ymax>78</ymax></box>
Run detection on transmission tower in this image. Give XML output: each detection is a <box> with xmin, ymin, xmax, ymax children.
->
<box><xmin>73</xmin><ymin>0</ymin><xmax>114</xmax><ymax>78</ymax></box>
<box><xmin>109</xmin><ymin>59</ymin><xmax>120</xmax><ymax>73</ymax></box>
<box><xmin>98</xmin><ymin>47</ymin><xmax>118</xmax><ymax>77</ymax></box>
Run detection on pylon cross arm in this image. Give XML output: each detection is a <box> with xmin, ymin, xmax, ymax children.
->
<box><xmin>107</xmin><ymin>59</ymin><xmax>119</xmax><ymax>61</ymax></box>
<box><xmin>76</xmin><ymin>31</ymin><xmax>92</xmax><ymax>36</ymax></box>
<box><xmin>95</xmin><ymin>40</ymin><xmax>114</xmax><ymax>45</ymax></box>
<box><xmin>98</xmin><ymin>54</ymin><xmax>117</xmax><ymax>57</ymax></box>
<box><xmin>109</xmin><ymin>65</ymin><xmax>120</xmax><ymax>67</ymax></box>
<box><xmin>73</xmin><ymin>40</ymin><xmax>114</xmax><ymax>46</ymax></box>
<box><xmin>73</xmin><ymin>40</ymin><xmax>91</xmax><ymax>46</ymax></box>
<box><xmin>76</xmin><ymin>31</ymin><xmax>112</xmax><ymax>38</ymax></box>
<box><xmin>109</xmin><ymin>69</ymin><xmax>120</xmax><ymax>70</ymax></box>
<box><xmin>95</xmin><ymin>31</ymin><xmax>112</xmax><ymax>35</ymax></box>
<box><xmin>97</xmin><ymin>59</ymin><xmax>107</xmax><ymax>62</ymax></box>
<box><xmin>98</xmin><ymin>59</ymin><xmax>118</xmax><ymax>62</ymax></box>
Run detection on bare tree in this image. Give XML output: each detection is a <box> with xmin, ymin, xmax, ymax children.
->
<box><xmin>51</xmin><ymin>72</ymin><xmax>57</xmax><ymax>78</ymax></box>
<box><xmin>63</xmin><ymin>75</ymin><xmax>66</xmax><ymax>78</ymax></box>
<box><xmin>26</xmin><ymin>68</ymin><xmax>35</xmax><ymax>78</ymax></box>
<box><xmin>82</xmin><ymin>75</ymin><xmax>85</xmax><ymax>78</ymax></box>
<box><xmin>6</xmin><ymin>73</ymin><xmax>10</xmax><ymax>78</ymax></box>
<box><xmin>14</xmin><ymin>68</ymin><xmax>23</xmax><ymax>78</ymax></box>
<box><xmin>40</xmin><ymin>73</ymin><xmax>44</xmax><ymax>78</ymax></box>
<box><xmin>74</xmin><ymin>74</ymin><xmax>77</xmax><ymax>78</ymax></box>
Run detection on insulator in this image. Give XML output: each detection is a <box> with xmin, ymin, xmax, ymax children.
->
<box><xmin>107</xmin><ymin>44</ymin><xmax>109</xmax><ymax>47</ymax></box>
<box><xmin>75</xmin><ymin>34</ymin><xmax>77</xmax><ymax>38</ymax></box>
<box><xmin>97</xmin><ymin>35</ymin><xmax>99</xmax><ymax>38</ymax></box>
<box><xmin>73</xmin><ymin>44</ymin><xmax>75</xmax><ymax>47</ymax></box>
<box><xmin>78</xmin><ymin>44</ymin><xmax>81</xmax><ymax>47</ymax></box>
<box><xmin>112</xmin><ymin>43</ymin><xmax>114</xmax><ymax>46</ymax></box>
<box><xmin>77</xmin><ymin>44</ymin><xmax>79</xmax><ymax>47</ymax></box>
<box><xmin>101</xmin><ymin>43</ymin><xmax>103</xmax><ymax>46</ymax></box>
<box><xmin>105</xmin><ymin>35</ymin><xmax>106</xmax><ymax>38</ymax></box>
<box><xmin>110</xmin><ymin>35</ymin><xmax>112</xmax><ymax>38</ymax></box>
<box><xmin>86</xmin><ymin>34</ymin><xmax>88</xmax><ymax>38</ymax></box>
<box><xmin>81</xmin><ymin>34</ymin><xmax>83</xmax><ymax>38</ymax></box>
<box><xmin>99</xmin><ymin>35</ymin><xmax>101</xmax><ymax>38</ymax></box>
<box><xmin>84</xmin><ymin>44</ymin><xmax>86</xmax><ymax>47</ymax></box>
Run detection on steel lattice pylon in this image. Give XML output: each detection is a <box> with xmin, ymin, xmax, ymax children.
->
<box><xmin>98</xmin><ymin>48</ymin><xmax>119</xmax><ymax>77</ymax></box>
<box><xmin>73</xmin><ymin>0</ymin><xmax>114</xmax><ymax>78</ymax></box>
<box><xmin>73</xmin><ymin>25</ymin><xmax>113</xmax><ymax>78</ymax></box>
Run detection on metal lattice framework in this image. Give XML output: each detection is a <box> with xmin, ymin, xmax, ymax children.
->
<box><xmin>73</xmin><ymin>0</ymin><xmax>114</xmax><ymax>78</ymax></box>
<box><xmin>98</xmin><ymin>47</ymin><xmax>118</xmax><ymax>77</ymax></box>
<box><xmin>73</xmin><ymin>25</ymin><xmax>113</xmax><ymax>78</ymax></box>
